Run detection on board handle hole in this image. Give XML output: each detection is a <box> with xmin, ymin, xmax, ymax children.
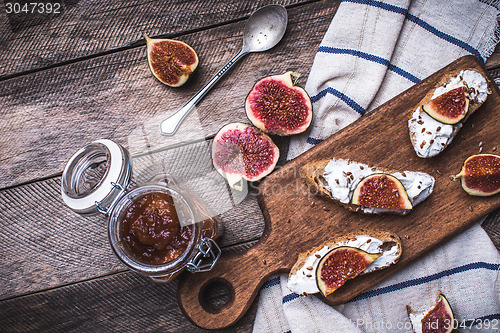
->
<box><xmin>199</xmin><ymin>278</ymin><xmax>235</xmax><ymax>314</ymax></box>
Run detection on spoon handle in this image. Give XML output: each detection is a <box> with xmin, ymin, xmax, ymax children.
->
<box><xmin>160</xmin><ymin>49</ymin><xmax>249</xmax><ymax>136</ymax></box>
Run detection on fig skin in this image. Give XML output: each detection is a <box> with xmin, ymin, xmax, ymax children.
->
<box><xmin>351</xmin><ymin>174</ymin><xmax>412</xmax><ymax>210</ymax></box>
<box><xmin>144</xmin><ymin>33</ymin><xmax>199</xmax><ymax>87</ymax></box>
<box><xmin>455</xmin><ymin>154</ymin><xmax>500</xmax><ymax>196</ymax></box>
<box><xmin>315</xmin><ymin>246</ymin><xmax>381</xmax><ymax>297</ymax></box>
<box><xmin>421</xmin><ymin>87</ymin><xmax>469</xmax><ymax>125</ymax></box>
<box><xmin>245</xmin><ymin>71</ymin><xmax>312</xmax><ymax>136</ymax></box>
<box><xmin>211</xmin><ymin>123</ymin><xmax>279</xmax><ymax>187</ymax></box>
<box><xmin>407</xmin><ymin>290</ymin><xmax>454</xmax><ymax>333</ymax></box>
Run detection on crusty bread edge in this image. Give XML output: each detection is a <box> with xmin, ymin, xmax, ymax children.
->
<box><xmin>288</xmin><ymin>229</ymin><xmax>402</xmax><ymax>280</ymax></box>
<box><xmin>408</xmin><ymin>68</ymin><xmax>490</xmax><ymax>157</ymax></box>
<box><xmin>300</xmin><ymin>159</ymin><xmax>414</xmax><ymax>215</ymax></box>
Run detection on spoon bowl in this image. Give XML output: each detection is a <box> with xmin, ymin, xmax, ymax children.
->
<box><xmin>242</xmin><ymin>5</ymin><xmax>288</xmax><ymax>52</ymax></box>
<box><xmin>160</xmin><ymin>5</ymin><xmax>288</xmax><ymax>136</ymax></box>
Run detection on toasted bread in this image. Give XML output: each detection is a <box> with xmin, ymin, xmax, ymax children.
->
<box><xmin>408</xmin><ymin>68</ymin><xmax>490</xmax><ymax>158</ymax></box>
<box><xmin>287</xmin><ymin>230</ymin><xmax>402</xmax><ymax>295</ymax></box>
<box><xmin>300</xmin><ymin>158</ymin><xmax>434</xmax><ymax>215</ymax></box>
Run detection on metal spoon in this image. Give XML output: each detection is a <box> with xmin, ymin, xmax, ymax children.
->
<box><xmin>160</xmin><ymin>4</ymin><xmax>288</xmax><ymax>136</ymax></box>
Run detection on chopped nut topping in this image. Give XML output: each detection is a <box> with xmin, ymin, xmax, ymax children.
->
<box><xmin>479</xmin><ymin>141</ymin><xmax>483</xmax><ymax>147</ymax></box>
<box><xmin>479</xmin><ymin>146</ymin><xmax>483</xmax><ymax>153</ymax></box>
<box><xmin>436</xmin><ymin>126</ymin><xmax>441</xmax><ymax>131</ymax></box>
<box><xmin>429</xmin><ymin>139</ymin><xmax>434</xmax><ymax>145</ymax></box>
<box><xmin>335</xmin><ymin>179</ymin><xmax>340</xmax><ymax>185</ymax></box>
<box><xmin>426</xmin><ymin>131</ymin><xmax>432</xmax><ymax>135</ymax></box>
<box><xmin>310</xmin><ymin>201</ymin><xmax>315</xmax><ymax>207</ymax></box>
<box><xmin>421</xmin><ymin>128</ymin><xmax>426</xmax><ymax>133</ymax></box>
<box><xmin>371</xmin><ymin>167</ymin><xmax>376</xmax><ymax>172</ymax></box>
<box><xmin>315</xmin><ymin>254</ymin><xmax>321</xmax><ymax>258</ymax></box>
<box><xmin>401</xmin><ymin>172</ymin><xmax>407</xmax><ymax>177</ymax></box>
<box><xmin>468</xmin><ymin>206</ymin><xmax>474</xmax><ymax>212</ymax></box>
<box><xmin>359</xmin><ymin>165</ymin><xmax>364</xmax><ymax>170</ymax></box>
<box><xmin>493</xmin><ymin>147</ymin><xmax>497</xmax><ymax>152</ymax></box>
<box><xmin>306</xmin><ymin>274</ymin><xmax>312</xmax><ymax>278</ymax></box>
<box><xmin>436</xmin><ymin>169</ymin><xmax>442</xmax><ymax>175</ymax></box>
<box><xmin>306</xmin><ymin>266</ymin><xmax>313</xmax><ymax>270</ymax></box>
<box><xmin>417</xmin><ymin>120</ymin><xmax>424</xmax><ymax>125</ymax></box>
<box><xmin>420</xmin><ymin>140</ymin><xmax>426</xmax><ymax>149</ymax></box>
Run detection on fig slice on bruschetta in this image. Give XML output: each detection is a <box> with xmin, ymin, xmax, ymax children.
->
<box><xmin>300</xmin><ymin>158</ymin><xmax>434</xmax><ymax>215</ymax></box>
<box><xmin>408</xmin><ymin>68</ymin><xmax>490</xmax><ymax>158</ymax></box>
<box><xmin>287</xmin><ymin>230</ymin><xmax>402</xmax><ymax>296</ymax></box>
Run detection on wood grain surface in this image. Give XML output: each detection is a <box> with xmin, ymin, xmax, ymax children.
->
<box><xmin>0</xmin><ymin>0</ymin><xmax>338</xmax><ymax>189</ymax></box>
<box><xmin>0</xmin><ymin>0</ymin><xmax>309</xmax><ymax>79</ymax></box>
<box><xmin>176</xmin><ymin>56</ymin><xmax>500</xmax><ymax>329</ymax></box>
<box><xmin>1</xmin><ymin>0</ymin><xmax>499</xmax><ymax>332</ymax></box>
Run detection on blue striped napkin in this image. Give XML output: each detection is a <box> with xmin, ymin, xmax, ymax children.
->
<box><xmin>254</xmin><ymin>0</ymin><xmax>500</xmax><ymax>332</ymax></box>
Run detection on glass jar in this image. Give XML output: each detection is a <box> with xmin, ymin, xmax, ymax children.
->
<box><xmin>61</xmin><ymin>139</ymin><xmax>221</xmax><ymax>282</ymax></box>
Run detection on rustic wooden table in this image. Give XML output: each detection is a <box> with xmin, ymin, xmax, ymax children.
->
<box><xmin>1</xmin><ymin>1</ymin><xmax>499</xmax><ymax>332</ymax></box>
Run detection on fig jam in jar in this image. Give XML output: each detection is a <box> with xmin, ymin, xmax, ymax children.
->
<box><xmin>120</xmin><ymin>191</ymin><xmax>194</xmax><ymax>265</ymax></box>
<box><xmin>61</xmin><ymin>139</ymin><xmax>221</xmax><ymax>282</ymax></box>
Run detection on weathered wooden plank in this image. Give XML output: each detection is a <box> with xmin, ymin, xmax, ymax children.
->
<box><xmin>485</xmin><ymin>43</ymin><xmax>500</xmax><ymax>69</ymax></box>
<box><xmin>0</xmin><ymin>240</ymin><xmax>260</xmax><ymax>333</ymax></box>
<box><xmin>0</xmin><ymin>172</ymin><xmax>265</xmax><ymax>299</ymax></box>
<box><xmin>0</xmin><ymin>0</ymin><xmax>309</xmax><ymax>78</ymax></box>
<box><xmin>0</xmin><ymin>0</ymin><xmax>337</xmax><ymax>189</ymax></box>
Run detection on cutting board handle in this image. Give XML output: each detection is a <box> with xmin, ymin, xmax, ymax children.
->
<box><xmin>177</xmin><ymin>247</ymin><xmax>280</xmax><ymax>329</ymax></box>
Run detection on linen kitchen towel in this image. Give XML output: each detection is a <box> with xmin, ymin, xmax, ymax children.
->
<box><xmin>253</xmin><ymin>0</ymin><xmax>500</xmax><ymax>332</ymax></box>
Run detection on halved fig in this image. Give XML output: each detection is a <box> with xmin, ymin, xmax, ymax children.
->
<box><xmin>422</xmin><ymin>87</ymin><xmax>469</xmax><ymax>124</ymax></box>
<box><xmin>316</xmin><ymin>246</ymin><xmax>381</xmax><ymax>297</ymax></box>
<box><xmin>455</xmin><ymin>154</ymin><xmax>500</xmax><ymax>196</ymax></box>
<box><xmin>211</xmin><ymin>123</ymin><xmax>279</xmax><ymax>187</ymax></box>
<box><xmin>407</xmin><ymin>291</ymin><xmax>454</xmax><ymax>333</ymax></box>
<box><xmin>351</xmin><ymin>174</ymin><xmax>412</xmax><ymax>210</ymax></box>
<box><xmin>144</xmin><ymin>33</ymin><xmax>199</xmax><ymax>87</ymax></box>
<box><xmin>245</xmin><ymin>71</ymin><xmax>312</xmax><ymax>136</ymax></box>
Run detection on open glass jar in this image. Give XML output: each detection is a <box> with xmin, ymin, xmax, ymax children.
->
<box><xmin>61</xmin><ymin>139</ymin><xmax>221</xmax><ymax>282</ymax></box>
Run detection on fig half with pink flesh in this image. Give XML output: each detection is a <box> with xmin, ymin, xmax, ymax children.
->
<box><xmin>245</xmin><ymin>71</ymin><xmax>312</xmax><ymax>136</ymax></box>
<box><xmin>421</xmin><ymin>87</ymin><xmax>469</xmax><ymax>124</ymax></box>
<box><xmin>144</xmin><ymin>33</ymin><xmax>199</xmax><ymax>87</ymax></box>
<box><xmin>352</xmin><ymin>174</ymin><xmax>412</xmax><ymax>210</ymax></box>
<box><xmin>407</xmin><ymin>291</ymin><xmax>454</xmax><ymax>333</ymax></box>
<box><xmin>316</xmin><ymin>246</ymin><xmax>381</xmax><ymax>297</ymax></box>
<box><xmin>211</xmin><ymin>123</ymin><xmax>279</xmax><ymax>187</ymax></box>
<box><xmin>455</xmin><ymin>154</ymin><xmax>500</xmax><ymax>196</ymax></box>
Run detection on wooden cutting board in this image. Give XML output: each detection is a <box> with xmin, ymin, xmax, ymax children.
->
<box><xmin>177</xmin><ymin>55</ymin><xmax>500</xmax><ymax>329</ymax></box>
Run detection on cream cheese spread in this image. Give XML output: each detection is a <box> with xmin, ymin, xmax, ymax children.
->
<box><xmin>286</xmin><ymin>235</ymin><xmax>401</xmax><ymax>295</ymax></box>
<box><xmin>408</xmin><ymin>70</ymin><xmax>489</xmax><ymax>158</ymax></box>
<box><xmin>322</xmin><ymin>158</ymin><xmax>434</xmax><ymax>213</ymax></box>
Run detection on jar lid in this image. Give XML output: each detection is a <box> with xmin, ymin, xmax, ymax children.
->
<box><xmin>61</xmin><ymin>139</ymin><xmax>132</xmax><ymax>215</ymax></box>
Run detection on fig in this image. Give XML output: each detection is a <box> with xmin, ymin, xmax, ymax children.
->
<box><xmin>454</xmin><ymin>154</ymin><xmax>500</xmax><ymax>196</ymax></box>
<box><xmin>407</xmin><ymin>291</ymin><xmax>454</xmax><ymax>333</ymax></box>
<box><xmin>211</xmin><ymin>123</ymin><xmax>279</xmax><ymax>187</ymax></box>
<box><xmin>351</xmin><ymin>174</ymin><xmax>412</xmax><ymax>210</ymax></box>
<box><xmin>245</xmin><ymin>71</ymin><xmax>312</xmax><ymax>136</ymax></box>
<box><xmin>316</xmin><ymin>246</ymin><xmax>381</xmax><ymax>297</ymax></box>
<box><xmin>144</xmin><ymin>33</ymin><xmax>199</xmax><ymax>87</ymax></box>
<box><xmin>421</xmin><ymin>87</ymin><xmax>469</xmax><ymax>124</ymax></box>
